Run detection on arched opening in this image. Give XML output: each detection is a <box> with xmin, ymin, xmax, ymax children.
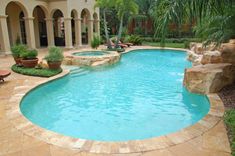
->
<box><xmin>81</xmin><ymin>9</ymin><xmax>90</xmax><ymax>45</ymax></box>
<box><xmin>5</xmin><ymin>2</ymin><xmax>28</xmax><ymax>46</ymax></box>
<box><xmin>33</xmin><ymin>6</ymin><xmax>48</xmax><ymax>47</ymax></box>
<box><xmin>93</xmin><ymin>13</ymin><xmax>98</xmax><ymax>34</ymax></box>
<box><xmin>71</xmin><ymin>10</ymin><xmax>78</xmax><ymax>46</ymax></box>
<box><xmin>52</xmin><ymin>9</ymin><xmax>65</xmax><ymax>46</ymax></box>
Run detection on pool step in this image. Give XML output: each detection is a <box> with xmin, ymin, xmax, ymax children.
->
<box><xmin>70</xmin><ymin>67</ymin><xmax>90</xmax><ymax>77</ymax></box>
<box><xmin>61</xmin><ymin>65</ymin><xmax>80</xmax><ymax>71</ymax></box>
<box><xmin>70</xmin><ymin>70</ymin><xmax>90</xmax><ymax>78</ymax></box>
<box><xmin>70</xmin><ymin>68</ymin><xmax>83</xmax><ymax>74</ymax></box>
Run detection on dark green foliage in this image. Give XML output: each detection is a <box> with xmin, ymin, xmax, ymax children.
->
<box><xmin>11</xmin><ymin>44</ymin><xmax>28</xmax><ymax>58</ymax></box>
<box><xmin>143</xmin><ymin>41</ymin><xmax>185</xmax><ymax>48</ymax></box>
<box><xmin>11</xmin><ymin>64</ymin><xmax>62</xmax><ymax>77</ymax></box>
<box><xmin>20</xmin><ymin>49</ymin><xmax>38</xmax><ymax>59</ymax></box>
<box><xmin>152</xmin><ymin>0</ymin><xmax>234</xmax><ymax>46</ymax></box>
<box><xmin>125</xmin><ymin>35</ymin><xmax>142</xmax><ymax>45</ymax></box>
<box><xmin>184</xmin><ymin>40</ymin><xmax>190</xmax><ymax>49</ymax></box>
<box><xmin>91</xmin><ymin>35</ymin><xmax>101</xmax><ymax>49</ymax></box>
<box><xmin>44</xmin><ymin>47</ymin><xmax>64</xmax><ymax>62</ymax></box>
<box><xmin>224</xmin><ymin>109</ymin><xmax>235</xmax><ymax>156</ymax></box>
<box><xmin>141</xmin><ymin>37</ymin><xmax>202</xmax><ymax>43</ymax></box>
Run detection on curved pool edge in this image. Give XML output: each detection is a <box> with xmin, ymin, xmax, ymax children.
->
<box><xmin>5</xmin><ymin>48</ymin><xmax>225</xmax><ymax>154</ymax></box>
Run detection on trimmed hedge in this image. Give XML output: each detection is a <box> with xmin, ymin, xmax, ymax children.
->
<box><xmin>141</xmin><ymin>37</ymin><xmax>202</xmax><ymax>43</ymax></box>
<box><xmin>11</xmin><ymin>64</ymin><xmax>62</xmax><ymax>77</ymax></box>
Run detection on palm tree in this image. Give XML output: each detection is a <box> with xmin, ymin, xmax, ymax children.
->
<box><xmin>95</xmin><ymin>0</ymin><xmax>116</xmax><ymax>49</ymax></box>
<box><xmin>152</xmin><ymin>0</ymin><xmax>234</xmax><ymax>46</ymax></box>
<box><xmin>114</xmin><ymin>0</ymin><xmax>139</xmax><ymax>48</ymax></box>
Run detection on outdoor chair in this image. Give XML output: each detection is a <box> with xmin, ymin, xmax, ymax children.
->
<box><xmin>0</xmin><ymin>70</ymin><xmax>11</xmax><ymax>82</ymax></box>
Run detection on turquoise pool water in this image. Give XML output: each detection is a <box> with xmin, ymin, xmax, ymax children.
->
<box><xmin>73</xmin><ymin>51</ymin><xmax>109</xmax><ymax>56</ymax></box>
<box><xmin>21</xmin><ymin>49</ymin><xmax>210</xmax><ymax>141</ymax></box>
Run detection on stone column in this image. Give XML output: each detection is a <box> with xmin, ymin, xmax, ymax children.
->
<box><xmin>96</xmin><ymin>20</ymin><xmax>100</xmax><ymax>36</ymax></box>
<box><xmin>0</xmin><ymin>15</ymin><xmax>11</xmax><ymax>54</ymax></box>
<box><xmin>74</xmin><ymin>18</ymin><xmax>82</xmax><ymax>47</ymax></box>
<box><xmin>24</xmin><ymin>17</ymin><xmax>36</xmax><ymax>49</ymax></box>
<box><xmin>88</xmin><ymin>19</ymin><xmax>94</xmax><ymax>45</ymax></box>
<box><xmin>64</xmin><ymin>17</ymin><xmax>73</xmax><ymax>49</ymax></box>
<box><xmin>45</xmin><ymin>18</ymin><xmax>55</xmax><ymax>47</ymax></box>
<box><xmin>34</xmin><ymin>16</ymin><xmax>40</xmax><ymax>48</ymax></box>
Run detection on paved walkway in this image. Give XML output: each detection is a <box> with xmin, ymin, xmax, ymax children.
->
<box><xmin>0</xmin><ymin>47</ymin><xmax>232</xmax><ymax>156</ymax></box>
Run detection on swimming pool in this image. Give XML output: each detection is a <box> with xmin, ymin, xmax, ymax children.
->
<box><xmin>20</xmin><ymin>49</ymin><xmax>210</xmax><ymax>141</ymax></box>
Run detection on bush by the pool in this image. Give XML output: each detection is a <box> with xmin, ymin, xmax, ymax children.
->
<box><xmin>11</xmin><ymin>64</ymin><xmax>62</xmax><ymax>77</ymax></box>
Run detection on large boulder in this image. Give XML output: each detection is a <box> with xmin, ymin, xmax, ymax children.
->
<box><xmin>220</xmin><ymin>40</ymin><xmax>235</xmax><ymax>65</ymax></box>
<box><xmin>184</xmin><ymin>63</ymin><xmax>235</xmax><ymax>94</ymax></box>
<box><xmin>201</xmin><ymin>51</ymin><xmax>222</xmax><ymax>65</ymax></box>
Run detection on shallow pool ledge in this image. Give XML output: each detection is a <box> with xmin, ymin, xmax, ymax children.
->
<box><xmin>5</xmin><ymin>69</ymin><xmax>225</xmax><ymax>154</ymax></box>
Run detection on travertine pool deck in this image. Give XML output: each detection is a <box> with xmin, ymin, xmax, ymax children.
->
<box><xmin>0</xmin><ymin>47</ymin><xmax>232</xmax><ymax>156</ymax></box>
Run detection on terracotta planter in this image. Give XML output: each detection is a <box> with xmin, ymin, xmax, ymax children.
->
<box><xmin>21</xmin><ymin>58</ymin><xmax>38</xmax><ymax>68</ymax></box>
<box><xmin>14</xmin><ymin>57</ymin><xmax>21</xmax><ymax>65</ymax></box>
<box><xmin>47</xmin><ymin>61</ymin><xmax>62</xmax><ymax>70</ymax></box>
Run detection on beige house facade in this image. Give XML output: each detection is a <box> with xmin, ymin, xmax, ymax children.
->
<box><xmin>0</xmin><ymin>0</ymin><xmax>100</xmax><ymax>54</ymax></box>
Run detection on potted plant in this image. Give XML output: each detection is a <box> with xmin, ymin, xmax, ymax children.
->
<box><xmin>11</xmin><ymin>44</ymin><xmax>27</xmax><ymax>65</ymax></box>
<box><xmin>20</xmin><ymin>49</ymin><xmax>38</xmax><ymax>68</ymax></box>
<box><xmin>44</xmin><ymin>47</ymin><xmax>64</xmax><ymax>70</ymax></box>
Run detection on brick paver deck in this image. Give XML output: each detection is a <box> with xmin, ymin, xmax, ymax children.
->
<box><xmin>0</xmin><ymin>47</ymin><xmax>231</xmax><ymax>156</ymax></box>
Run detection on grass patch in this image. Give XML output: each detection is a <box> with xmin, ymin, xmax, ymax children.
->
<box><xmin>12</xmin><ymin>64</ymin><xmax>62</xmax><ymax>77</ymax></box>
<box><xmin>143</xmin><ymin>41</ymin><xmax>185</xmax><ymax>49</ymax></box>
<box><xmin>224</xmin><ymin>109</ymin><xmax>235</xmax><ymax>156</ymax></box>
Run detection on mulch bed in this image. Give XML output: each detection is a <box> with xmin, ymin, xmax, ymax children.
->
<box><xmin>218</xmin><ymin>84</ymin><xmax>235</xmax><ymax>109</ymax></box>
<box><xmin>218</xmin><ymin>84</ymin><xmax>235</xmax><ymax>156</ymax></box>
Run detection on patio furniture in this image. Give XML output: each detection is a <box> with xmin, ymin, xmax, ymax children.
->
<box><xmin>0</xmin><ymin>70</ymin><xmax>11</xmax><ymax>82</ymax></box>
<box><xmin>107</xmin><ymin>39</ymin><xmax>128</xmax><ymax>49</ymax></box>
<box><xmin>118</xmin><ymin>41</ymin><xmax>133</xmax><ymax>47</ymax></box>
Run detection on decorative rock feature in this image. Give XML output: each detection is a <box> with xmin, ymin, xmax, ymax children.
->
<box><xmin>184</xmin><ymin>63</ymin><xmax>235</xmax><ymax>94</ymax></box>
<box><xmin>63</xmin><ymin>51</ymin><xmax>121</xmax><ymax>67</ymax></box>
<box><xmin>187</xmin><ymin>50</ymin><xmax>203</xmax><ymax>66</ymax></box>
<box><xmin>201</xmin><ymin>51</ymin><xmax>222</xmax><ymax>65</ymax></box>
<box><xmin>220</xmin><ymin>40</ymin><xmax>235</xmax><ymax>65</ymax></box>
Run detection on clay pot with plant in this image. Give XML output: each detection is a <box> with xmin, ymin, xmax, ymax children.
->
<box><xmin>11</xmin><ymin>44</ymin><xmax>28</xmax><ymax>65</ymax></box>
<box><xmin>44</xmin><ymin>47</ymin><xmax>64</xmax><ymax>70</ymax></box>
<box><xmin>20</xmin><ymin>49</ymin><xmax>39</xmax><ymax>68</ymax></box>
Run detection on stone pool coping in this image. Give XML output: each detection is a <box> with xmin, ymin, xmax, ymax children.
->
<box><xmin>5</xmin><ymin>47</ymin><xmax>225</xmax><ymax>154</ymax></box>
<box><xmin>63</xmin><ymin>50</ymin><xmax>121</xmax><ymax>67</ymax></box>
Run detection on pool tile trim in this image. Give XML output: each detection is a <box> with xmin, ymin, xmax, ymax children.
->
<box><xmin>5</xmin><ymin>48</ymin><xmax>225</xmax><ymax>154</ymax></box>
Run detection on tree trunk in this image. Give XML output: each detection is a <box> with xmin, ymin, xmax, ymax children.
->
<box><xmin>103</xmin><ymin>9</ymin><xmax>112</xmax><ymax>49</ymax></box>
<box><xmin>115</xmin><ymin>15</ymin><xmax>124</xmax><ymax>48</ymax></box>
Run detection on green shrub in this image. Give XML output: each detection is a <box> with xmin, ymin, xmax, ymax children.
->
<box><xmin>127</xmin><ymin>35</ymin><xmax>142</xmax><ymax>45</ymax></box>
<box><xmin>44</xmin><ymin>47</ymin><xmax>64</xmax><ymax>62</ymax></box>
<box><xmin>11</xmin><ymin>64</ymin><xmax>62</xmax><ymax>77</ymax></box>
<box><xmin>11</xmin><ymin>44</ymin><xmax>28</xmax><ymax>58</ymax></box>
<box><xmin>91</xmin><ymin>35</ymin><xmax>101</xmax><ymax>49</ymax></box>
<box><xmin>20</xmin><ymin>49</ymin><xmax>38</xmax><ymax>59</ymax></box>
<box><xmin>224</xmin><ymin>109</ymin><xmax>235</xmax><ymax>156</ymax></box>
<box><xmin>184</xmin><ymin>40</ymin><xmax>190</xmax><ymax>49</ymax></box>
<box><xmin>134</xmin><ymin>27</ymin><xmax>144</xmax><ymax>35</ymax></box>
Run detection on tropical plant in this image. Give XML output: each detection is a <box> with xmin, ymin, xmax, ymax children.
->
<box><xmin>11</xmin><ymin>44</ymin><xmax>27</xmax><ymax>58</ymax></box>
<box><xmin>95</xmin><ymin>0</ymin><xmax>116</xmax><ymax>49</ymax></box>
<box><xmin>114</xmin><ymin>0</ymin><xmax>139</xmax><ymax>48</ymax></box>
<box><xmin>91</xmin><ymin>35</ymin><xmax>101</xmax><ymax>49</ymax></box>
<box><xmin>44</xmin><ymin>47</ymin><xmax>64</xmax><ymax>62</ymax></box>
<box><xmin>125</xmin><ymin>35</ymin><xmax>142</xmax><ymax>45</ymax></box>
<box><xmin>132</xmin><ymin>0</ymin><xmax>156</xmax><ymax>35</ymax></box>
<box><xmin>20</xmin><ymin>49</ymin><xmax>38</xmax><ymax>59</ymax></box>
<box><xmin>194</xmin><ymin>7</ymin><xmax>235</xmax><ymax>46</ymax></box>
<box><xmin>151</xmin><ymin>0</ymin><xmax>234</xmax><ymax>46</ymax></box>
